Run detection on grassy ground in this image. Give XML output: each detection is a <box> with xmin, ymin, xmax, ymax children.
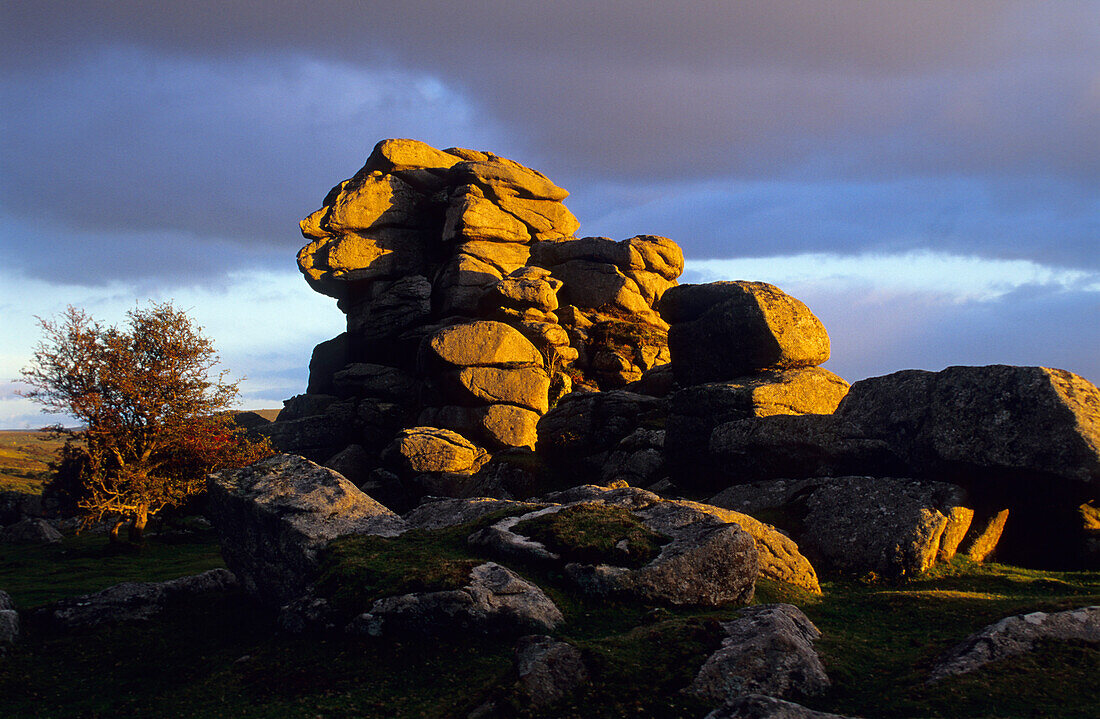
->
<box><xmin>0</xmin><ymin>526</ymin><xmax>226</xmax><ymax>609</ymax></box>
<box><xmin>0</xmin><ymin>525</ymin><xmax>1097</xmax><ymax>718</ymax></box>
<box><xmin>0</xmin><ymin>430</ymin><xmax>65</xmax><ymax>495</ymax></box>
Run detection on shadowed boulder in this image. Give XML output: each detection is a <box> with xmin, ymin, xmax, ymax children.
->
<box><xmin>928</xmin><ymin>606</ymin><xmax>1100</xmax><ymax>683</ymax></box>
<box><xmin>348</xmin><ymin>562</ymin><xmax>564</xmax><ymax>637</ymax></box>
<box><xmin>206</xmin><ymin>454</ymin><xmax>407</xmax><ymax>605</ymax></box>
<box><xmin>660</xmin><ymin>281</ymin><xmax>830</xmax><ymax>385</ymax></box>
<box><xmin>688</xmin><ymin>604</ymin><xmax>830</xmax><ymax>704</ymax></box>
<box><xmin>39</xmin><ymin>570</ymin><xmax>239</xmax><ymax>630</ymax></box>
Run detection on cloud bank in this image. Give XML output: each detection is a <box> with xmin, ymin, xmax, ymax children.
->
<box><xmin>2</xmin><ymin>2</ymin><xmax>1097</xmax><ymax>424</ymax></box>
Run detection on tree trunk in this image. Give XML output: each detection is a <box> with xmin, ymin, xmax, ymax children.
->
<box><xmin>108</xmin><ymin>519</ymin><xmax>127</xmax><ymax>544</ymax></box>
<box><xmin>129</xmin><ymin>505</ymin><xmax>149</xmax><ymax>544</ymax></box>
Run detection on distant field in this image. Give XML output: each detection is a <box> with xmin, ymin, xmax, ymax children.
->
<box><xmin>0</xmin><ymin>409</ymin><xmax>280</xmax><ymax>496</ymax></box>
<box><xmin>243</xmin><ymin>408</ymin><xmax>282</xmax><ymax>422</ymax></box>
<box><xmin>0</xmin><ymin>430</ymin><xmax>64</xmax><ymax>495</ymax></box>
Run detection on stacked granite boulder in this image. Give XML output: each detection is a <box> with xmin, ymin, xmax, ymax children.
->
<box><xmin>262</xmin><ymin>139</ymin><xmax>683</xmax><ymax>505</ymax></box>
<box><xmin>529</xmin><ymin>234</ymin><xmax>683</xmax><ymax>389</ymax></box>
<box><xmin>657</xmin><ymin>281</ymin><xmax>851</xmax><ymax>484</ymax></box>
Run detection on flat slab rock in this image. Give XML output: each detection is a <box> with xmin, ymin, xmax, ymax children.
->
<box><xmin>470</xmin><ymin>485</ymin><xmax>760</xmax><ymax>606</ymax></box>
<box><xmin>688</xmin><ymin>604</ymin><xmax>830</xmax><ymax>704</ymax></box>
<box><xmin>348</xmin><ymin>561</ymin><xmax>563</xmax><ymax>637</ymax></box>
<box><xmin>705</xmin><ymin>694</ymin><xmax>859</xmax><ymax>719</ymax></box>
<box><xmin>928</xmin><ymin>605</ymin><xmax>1100</xmax><ymax>682</ymax></box>
<box><xmin>401</xmin><ymin>496</ymin><xmax>545</xmax><ymax>531</ymax></box>
<box><xmin>39</xmin><ymin>569</ymin><xmax>238</xmax><ymax>630</ymax></box>
<box><xmin>473</xmin><ymin>484</ymin><xmax>819</xmax><ymax>596</ymax></box>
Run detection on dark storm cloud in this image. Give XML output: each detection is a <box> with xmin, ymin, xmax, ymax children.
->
<box><xmin>0</xmin><ymin>46</ymin><xmax>510</xmax><ymax>282</ymax></box>
<box><xmin>5</xmin><ymin>1</ymin><xmax>1098</xmax><ymax>180</ymax></box>
<box><xmin>2</xmin><ymin>1</ymin><xmax>1098</xmax><ymax>283</ymax></box>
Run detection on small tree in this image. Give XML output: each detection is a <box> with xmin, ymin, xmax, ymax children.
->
<box><xmin>20</xmin><ymin>302</ymin><xmax>272</xmax><ymax>542</ymax></box>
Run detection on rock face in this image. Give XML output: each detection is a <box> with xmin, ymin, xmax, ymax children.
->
<box><xmin>710</xmin><ymin>477</ymin><xmax>978</xmax><ymax>578</ymax></box>
<box><xmin>688</xmin><ymin>604</ymin><xmax>830</xmax><ymax>704</ymax></box>
<box><xmin>536</xmin><ymin>390</ymin><xmax>668</xmax><ymax>478</ymax></box>
<box><xmin>656</xmin><ymin>281</ymin><xmax>848</xmax><ymax>485</ymax></box>
<box><xmin>666</xmin><ymin>368</ymin><xmax>849</xmax><ymax>481</ymax></box>
<box><xmin>421</xmin><ymin>320</ymin><xmax>549</xmax><ymax>449</ymax></box>
<box><xmin>351</xmin><ymin>562</ymin><xmax>563</xmax><ymax>637</ymax></box>
<box><xmin>928</xmin><ymin>605</ymin><xmax>1100</xmax><ymax>682</ymax></box>
<box><xmin>530</xmin><ymin>235</ymin><xmax>682</xmax><ymax>388</ymax></box>
<box><xmin>660</xmin><ymin>281</ymin><xmax>831</xmax><ymax>387</ymax></box>
<box><xmin>41</xmin><ymin>569</ymin><xmax>238</xmax><ymax>629</ymax></box>
<box><xmin>709</xmin><ymin>366</ymin><xmax>1100</xmax><ymax>568</ymax></box>
<box><xmin>513</xmin><ymin>634</ymin><xmax>589</xmax><ymax>706</ymax></box>
<box><xmin>206</xmin><ymin>454</ymin><xmax>407</xmax><ymax>605</ymax></box>
<box><xmin>600</xmin><ymin>427</ymin><xmax>667</xmax><ymax>488</ymax></box>
<box><xmin>259</xmin><ymin>137</ymin><xmax>1100</xmax><ymax>583</ymax></box>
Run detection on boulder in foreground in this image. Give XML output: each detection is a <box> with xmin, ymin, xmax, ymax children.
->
<box><xmin>928</xmin><ymin>605</ymin><xmax>1100</xmax><ymax>682</ymax></box>
<box><xmin>688</xmin><ymin>603</ymin><xmax>830</xmax><ymax>704</ymax></box>
<box><xmin>349</xmin><ymin>561</ymin><xmax>563</xmax><ymax>637</ymax></box>
<box><xmin>471</xmin><ymin>485</ymin><xmax>765</xmax><ymax>605</ymax></box>
<box><xmin>513</xmin><ymin>634</ymin><xmax>589</xmax><ymax>706</ymax></box>
<box><xmin>206</xmin><ymin>454</ymin><xmax>407</xmax><ymax>605</ymax></box>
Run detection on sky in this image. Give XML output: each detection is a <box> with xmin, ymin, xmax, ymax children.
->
<box><xmin>1</xmin><ymin>1</ymin><xmax>1098</xmax><ymax>428</ymax></box>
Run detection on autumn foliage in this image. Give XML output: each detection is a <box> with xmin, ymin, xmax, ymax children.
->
<box><xmin>20</xmin><ymin>303</ymin><xmax>272</xmax><ymax>542</ymax></box>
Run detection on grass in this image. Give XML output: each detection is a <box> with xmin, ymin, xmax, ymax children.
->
<box><xmin>513</xmin><ymin>503</ymin><xmax>669</xmax><ymax>569</ymax></box>
<box><xmin>0</xmin><ymin>430</ymin><xmax>65</xmax><ymax>495</ymax></box>
<box><xmin>316</xmin><ymin>532</ymin><xmax>481</xmax><ymax>618</ymax></box>
<box><xmin>0</xmin><ymin>518</ymin><xmax>1098</xmax><ymax>718</ymax></box>
<box><xmin>804</xmin><ymin>559</ymin><xmax>1100</xmax><ymax>718</ymax></box>
<box><xmin>0</xmin><ymin>526</ymin><xmax>226</xmax><ymax>609</ymax></box>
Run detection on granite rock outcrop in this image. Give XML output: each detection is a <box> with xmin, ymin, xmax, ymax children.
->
<box><xmin>261</xmin><ymin>139</ymin><xmax>683</xmax><ymax>507</ymax></box>
<box><xmin>708</xmin><ymin>365</ymin><xmax>1100</xmax><ymax>568</ymax></box>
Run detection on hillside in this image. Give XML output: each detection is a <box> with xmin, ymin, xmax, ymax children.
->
<box><xmin>0</xmin><ymin>431</ymin><xmax>64</xmax><ymax>495</ymax></box>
